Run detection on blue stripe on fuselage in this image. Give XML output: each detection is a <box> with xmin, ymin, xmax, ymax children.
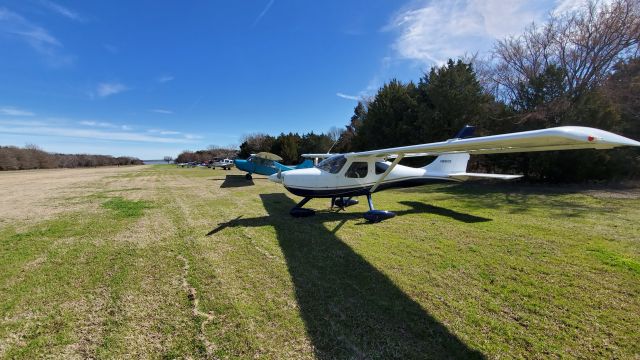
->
<box><xmin>284</xmin><ymin>177</ymin><xmax>452</xmax><ymax>198</ymax></box>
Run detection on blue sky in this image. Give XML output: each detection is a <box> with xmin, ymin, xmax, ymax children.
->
<box><xmin>0</xmin><ymin>0</ymin><xmax>585</xmax><ymax>159</ymax></box>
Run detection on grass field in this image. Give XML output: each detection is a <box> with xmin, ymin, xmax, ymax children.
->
<box><xmin>0</xmin><ymin>165</ymin><xmax>638</xmax><ymax>359</ymax></box>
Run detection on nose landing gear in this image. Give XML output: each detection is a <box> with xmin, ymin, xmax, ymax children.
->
<box><xmin>330</xmin><ymin>197</ymin><xmax>359</xmax><ymax>210</ymax></box>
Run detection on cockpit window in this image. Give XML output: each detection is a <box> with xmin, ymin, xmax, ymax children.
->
<box><xmin>249</xmin><ymin>157</ymin><xmax>274</xmax><ymax>167</ymax></box>
<box><xmin>316</xmin><ymin>155</ymin><xmax>347</xmax><ymax>174</ymax></box>
<box><xmin>375</xmin><ymin>161</ymin><xmax>390</xmax><ymax>175</ymax></box>
<box><xmin>345</xmin><ymin>162</ymin><xmax>368</xmax><ymax>178</ymax></box>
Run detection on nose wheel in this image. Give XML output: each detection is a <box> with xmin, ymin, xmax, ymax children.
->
<box><xmin>330</xmin><ymin>197</ymin><xmax>359</xmax><ymax>210</ymax></box>
<box><xmin>363</xmin><ymin>193</ymin><xmax>395</xmax><ymax>223</ymax></box>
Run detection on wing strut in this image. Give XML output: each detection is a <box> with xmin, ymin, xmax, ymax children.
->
<box><xmin>369</xmin><ymin>154</ymin><xmax>404</xmax><ymax>193</ymax></box>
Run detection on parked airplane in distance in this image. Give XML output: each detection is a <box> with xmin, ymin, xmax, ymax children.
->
<box><xmin>235</xmin><ymin>152</ymin><xmax>314</xmax><ymax>180</ymax></box>
<box><xmin>269</xmin><ymin>126</ymin><xmax>640</xmax><ymax>222</ymax></box>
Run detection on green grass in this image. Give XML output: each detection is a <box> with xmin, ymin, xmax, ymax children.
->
<box><xmin>1</xmin><ymin>166</ymin><xmax>639</xmax><ymax>358</ymax></box>
<box><xmin>101</xmin><ymin>197</ymin><xmax>151</xmax><ymax>218</ymax></box>
<box><xmin>587</xmin><ymin>246</ymin><xmax>640</xmax><ymax>274</ymax></box>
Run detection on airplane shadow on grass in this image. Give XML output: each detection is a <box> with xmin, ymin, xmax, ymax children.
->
<box><xmin>208</xmin><ymin>193</ymin><xmax>486</xmax><ymax>359</ymax></box>
<box><xmin>209</xmin><ymin>174</ymin><xmax>270</xmax><ymax>188</ymax></box>
<box><xmin>397</xmin><ymin>201</ymin><xmax>491</xmax><ymax>223</ymax></box>
<box><xmin>404</xmin><ymin>183</ymin><xmax>614</xmax><ymax>217</ymax></box>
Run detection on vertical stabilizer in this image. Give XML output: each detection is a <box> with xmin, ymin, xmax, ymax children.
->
<box><xmin>295</xmin><ymin>159</ymin><xmax>314</xmax><ymax>169</ymax></box>
<box><xmin>424</xmin><ymin>124</ymin><xmax>474</xmax><ymax>174</ymax></box>
<box><xmin>423</xmin><ymin>153</ymin><xmax>470</xmax><ymax>174</ymax></box>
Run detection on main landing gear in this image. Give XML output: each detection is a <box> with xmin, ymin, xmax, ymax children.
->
<box><xmin>363</xmin><ymin>193</ymin><xmax>396</xmax><ymax>223</ymax></box>
<box><xmin>289</xmin><ymin>194</ymin><xmax>396</xmax><ymax>222</ymax></box>
<box><xmin>245</xmin><ymin>173</ymin><xmax>253</xmax><ymax>180</ymax></box>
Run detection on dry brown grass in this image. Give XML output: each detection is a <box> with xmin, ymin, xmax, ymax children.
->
<box><xmin>0</xmin><ymin>166</ymin><xmax>144</xmax><ymax>227</ymax></box>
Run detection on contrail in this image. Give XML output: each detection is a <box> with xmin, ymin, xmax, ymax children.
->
<box><xmin>251</xmin><ymin>0</ymin><xmax>274</xmax><ymax>28</ymax></box>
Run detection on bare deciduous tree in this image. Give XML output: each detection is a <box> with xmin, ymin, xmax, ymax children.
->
<box><xmin>491</xmin><ymin>0</ymin><xmax>640</xmax><ymax>102</ymax></box>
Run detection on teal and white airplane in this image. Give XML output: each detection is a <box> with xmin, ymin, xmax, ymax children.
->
<box><xmin>234</xmin><ymin>152</ymin><xmax>314</xmax><ymax>180</ymax></box>
<box><xmin>269</xmin><ymin>126</ymin><xmax>640</xmax><ymax>222</ymax></box>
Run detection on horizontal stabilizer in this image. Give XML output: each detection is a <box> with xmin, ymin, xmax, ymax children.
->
<box><xmin>448</xmin><ymin>172</ymin><xmax>522</xmax><ymax>181</ymax></box>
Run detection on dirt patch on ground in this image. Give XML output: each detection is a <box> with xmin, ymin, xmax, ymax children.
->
<box><xmin>0</xmin><ymin>166</ymin><xmax>144</xmax><ymax>227</ymax></box>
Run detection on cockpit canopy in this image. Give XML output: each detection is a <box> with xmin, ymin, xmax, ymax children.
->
<box><xmin>315</xmin><ymin>155</ymin><xmax>347</xmax><ymax>174</ymax></box>
<box><xmin>248</xmin><ymin>155</ymin><xmax>275</xmax><ymax>167</ymax></box>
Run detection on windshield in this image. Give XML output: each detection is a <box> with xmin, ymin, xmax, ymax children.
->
<box><xmin>316</xmin><ymin>155</ymin><xmax>347</xmax><ymax>174</ymax></box>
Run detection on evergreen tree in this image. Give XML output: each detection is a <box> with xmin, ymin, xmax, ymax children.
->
<box><xmin>354</xmin><ymin>79</ymin><xmax>419</xmax><ymax>150</ymax></box>
<box><xmin>418</xmin><ymin>59</ymin><xmax>492</xmax><ymax>141</ymax></box>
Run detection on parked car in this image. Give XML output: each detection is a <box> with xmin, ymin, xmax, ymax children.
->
<box><xmin>211</xmin><ymin>158</ymin><xmax>234</xmax><ymax>170</ymax></box>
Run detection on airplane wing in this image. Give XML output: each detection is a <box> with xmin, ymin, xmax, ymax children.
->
<box><xmin>346</xmin><ymin>126</ymin><xmax>640</xmax><ymax>159</ymax></box>
<box><xmin>255</xmin><ymin>152</ymin><xmax>283</xmax><ymax>161</ymax></box>
<box><xmin>301</xmin><ymin>153</ymin><xmax>335</xmax><ymax>159</ymax></box>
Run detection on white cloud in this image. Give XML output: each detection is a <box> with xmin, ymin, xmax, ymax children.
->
<box><xmin>148</xmin><ymin>129</ymin><xmax>182</xmax><ymax>135</ymax></box>
<box><xmin>0</xmin><ymin>119</ymin><xmax>47</xmax><ymax>126</ymax></box>
<box><xmin>1</xmin><ymin>119</ymin><xmax>195</xmax><ymax>144</ymax></box>
<box><xmin>79</xmin><ymin>120</ymin><xmax>110</xmax><ymax>127</ymax></box>
<box><xmin>0</xmin><ymin>125</ymin><xmax>194</xmax><ymax>143</ymax></box>
<box><xmin>386</xmin><ymin>0</ymin><xmax>547</xmax><ymax>65</ymax></box>
<box><xmin>157</xmin><ymin>75</ymin><xmax>174</xmax><ymax>83</ymax></box>
<box><xmin>0</xmin><ymin>106</ymin><xmax>35</xmax><ymax>116</ymax></box>
<box><xmin>0</xmin><ymin>7</ymin><xmax>73</xmax><ymax>66</ymax></box>
<box><xmin>150</xmin><ymin>108</ymin><xmax>173</xmax><ymax>114</ymax></box>
<box><xmin>79</xmin><ymin>120</ymin><xmax>133</xmax><ymax>131</ymax></box>
<box><xmin>40</xmin><ymin>0</ymin><xmax>84</xmax><ymax>22</ymax></box>
<box><xmin>96</xmin><ymin>82</ymin><xmax>128</xmax><ymax>98</ymax></box>
<box><xmin>336</xmin><ymin>92</ymin><xmax>361</xmax><ymax>101</ymax></box>
<box><xmin>553</xmin><ymin>0</ymin><xmax>614</xmax><ymax>15</ymax></box>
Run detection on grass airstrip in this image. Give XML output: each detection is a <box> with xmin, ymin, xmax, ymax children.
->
<box><xmin>0</xmin><ymin>165</ymin><xmax>638</xmax><ymax>358</ymax></box>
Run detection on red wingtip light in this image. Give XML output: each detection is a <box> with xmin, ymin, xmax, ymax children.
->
<box><xmin>587</xmin><ymin>135</ymin><xmax>595</xmax><ymax>142</ymax></box>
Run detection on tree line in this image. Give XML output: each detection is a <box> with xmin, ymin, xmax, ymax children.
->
<box><xmin>0</xmin><ymin>145</ymin><xmax>143</xmax><ymax>171</ymax></box>
<box><xmin>232</xmin><ymin>0</ymin><xmax>640</xmax><ymax>182</ymax></box>
<box><xmin>175</xmin><ymin>146</ymin><xmax>239</xmax><ymax>164</ymax></box>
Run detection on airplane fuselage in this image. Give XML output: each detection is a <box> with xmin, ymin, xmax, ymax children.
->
<box><xmin>269</xmin><ymin>155</ymin><xmax>458</xmax><ymax>198</ymax></box>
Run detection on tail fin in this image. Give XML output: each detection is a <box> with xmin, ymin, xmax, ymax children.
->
<box><xmin>454</xmin><ymin>125</ymin><xmax>476</xmax><ymax>139</ymax></box>
<box><xmin>423</xmin><ymin>153</ymin><xmax>470</xmax><ymax>174</ymax></box>
<box><xmin>295</xmin><ymin>159</ymin><xmax>314</xmax><ymax>169</ymax></box>
<box><xmin>423</xmin><ymin>125</ymin><xmax>475</xmax><ymax>174</ymax></box>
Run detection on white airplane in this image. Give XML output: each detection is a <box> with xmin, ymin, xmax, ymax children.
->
<box><xmin>268</xmin><ymin>126</ymin><xmax>640</xmax><ymax>222</ymax></box>
<box><xmin>211</xmin><ymin>158</ymin><xmax>235</xmax><ymax>170</ymax></box>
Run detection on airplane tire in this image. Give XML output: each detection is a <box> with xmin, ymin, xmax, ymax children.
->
<box><xmin>245</xmin><ymin>173</ymin><xmax>252</xmax><ymax>180</ymax></box>
<box><xmin>290</xmin><ymin>208</ymin><xmax>315</xmax><ymax>217</ymax></box>
<box><xmin>334</xmin><ymin>198</ymin><xmax>359</xmax><ymax>208</ymax></box>
<box><xmin>364</xmin><ymin>210</ymin><xmax>396</xmax><ymax>223</ymax></box>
